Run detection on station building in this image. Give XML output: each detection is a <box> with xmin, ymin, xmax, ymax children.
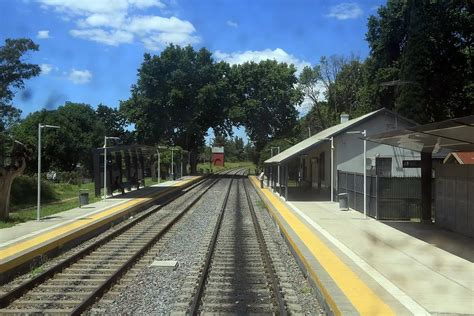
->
<box><xmin>265</xmin><ymin>108</ymin><xmax>419</xmax><ymax>196</ymax></box>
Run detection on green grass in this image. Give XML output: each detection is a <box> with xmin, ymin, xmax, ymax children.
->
<box><xmin>0</xmin><ymin>177</ymin><xmax>162</xmax><ymax>229</ymax></box>
<box><xmin>197</xmin><ymin>161</ymin><xmax>257</xmax><ymax>174</ymax></box>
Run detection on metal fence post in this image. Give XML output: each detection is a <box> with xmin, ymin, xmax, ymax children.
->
<box><xmin>376</xmin><ymin>175</ymin><xmax>379</xmax><ymax>219</ymax></box>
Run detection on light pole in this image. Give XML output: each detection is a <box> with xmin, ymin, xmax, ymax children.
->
<box><xmin>37</xmin><ymin>124</ymin><xmax>60</xmax><ymax>221</ymax></box>
<box><xmin>346</xmin><ymin>130</ymin><xmax>367</xmax><ymax>217</ymax></box>
<box><xmin>170</xmin><ymin>147</ymin><xmax>178</xmax><ymax>180</ymax></box>
<box><xmin>270</xmin><ymin>147</ymin><xmax>281</xmax><ymax>192</ymax></box>
<box><xmin>103</xmin><ymin>136</ymin><xmax>120</xmax><ymax>199</ymax></box>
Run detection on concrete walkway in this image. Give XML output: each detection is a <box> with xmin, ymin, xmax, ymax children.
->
<box><xmin>251</xmin><ymin>177</ymin><xmax>474</xmax><ymax>315</ymax></box>
<box><xmin>290</xmin><ymin>200</ymin><xmax>473</xmax><ymax>315</ymax></box>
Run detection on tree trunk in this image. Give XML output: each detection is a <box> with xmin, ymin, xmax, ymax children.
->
<box><xmin>0</xmin><ymin>158</ymin><xmax>26</xmax><ymax>220</ymax></box>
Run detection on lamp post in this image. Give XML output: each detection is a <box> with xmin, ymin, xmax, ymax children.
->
<box><xmin>37</xmin><ymin>124</ymin><xmax>60</xmax><ymax>221</ymax></box>
<box><xmin>346</xmin><ymin>130</ymin><xmax>367</xmax><ymax>217</ymax></box>
<box><xmin>103</xmin><ymin>136</ymin><xmax>120</xmax><ymax>199</ymax></box>
<box><xmin>270</xmin><ymin>147</ymin><xmax>281</xmax><ymax>192</ymax></box>
<box><xmin>170</xmin><ymin>147</ymin><xmax>178</xmax><ymax>180</ymax></box>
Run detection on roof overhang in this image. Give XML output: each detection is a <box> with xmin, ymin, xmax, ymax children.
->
<box><xmin>367</xmin><ymin>115</ymin><xmax>474</xmax><ymax>153</ymax></box>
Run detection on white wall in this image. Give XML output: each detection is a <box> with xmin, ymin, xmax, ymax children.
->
<box><xmin>335</xmin><ymin>111</ymin><xmax>420</xmax><ymax>178</ymax></box>
<box><xmin>303</xmin><ymin>111</ymin><xmax>421</xmax><ymax>193</ymax></box>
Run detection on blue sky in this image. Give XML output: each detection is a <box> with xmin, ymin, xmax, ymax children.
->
<box><xmin>1</xmin><ymin>0</ymin><xmax>385</xmax><ymax>142</ymax></box>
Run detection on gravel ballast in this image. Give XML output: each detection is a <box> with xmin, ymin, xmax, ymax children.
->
<box><xmin>101</xmin><ymin>177</ymin><xmax>324</xmax><ymax>315</ymax></box>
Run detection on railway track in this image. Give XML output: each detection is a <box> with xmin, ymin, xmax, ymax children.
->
<box><xmin>176</xmin><ymin>173</ymin><xmax>290</xmax><ymax>315</ymax></box>
<box><xmin>0</xmin><ymin>169</ymin><xmax>244</xmax><ymax>315</ymax></box>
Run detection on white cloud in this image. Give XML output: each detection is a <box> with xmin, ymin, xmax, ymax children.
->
<box><xmin>70</xmin><ymin>28</ymin><xmax>134</xmax><ymax>46</ymax></box>
<box><xmin>226</xmin><ymin>20</ymin><xmax>238</xmax><ymax>28</ymax></box>
<box><xmin>129</xmin><ymin>16</ymin><xmax>196</xmax><ymax>34</ymax></box>
<box><xmin>37</xmin><ymin>0</ymin><xmax>164</xmax><ymax>15</ymax></box>
<box><xmin>39</xmin><ymin>63</ymin><xmax>52</xmax><ymax>75</ymax></box>
<box><xmin>68</xmin><ymin>69</ymin><xmax>92</xmax><ymax>84</ymax></box>
<box><xmin>214</xmin><ymin>48</ymin><xmax>310</xmax><ymax>73</ymax></box>
<box><xmin>37</xmin><ymin>30</ymin><xmax>50</xmax><ymax>39</ymax></box>
<box><xmin>36</xmin><ymin>0</ymin><xmax>199</xmax><ymax>50</ymax></box>
<box><xmin>327</xmin><ymin>2</ymin><xmax>363</xmax><ymax>20</ymax></box>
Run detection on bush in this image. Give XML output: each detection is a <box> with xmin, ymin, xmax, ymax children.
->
<box><xmin>10</xmin><ymin>175</ymin><xmax>57</xmax><ymax>206</ymax></box>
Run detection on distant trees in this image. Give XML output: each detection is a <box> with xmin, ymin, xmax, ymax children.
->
<box><xmin>121</xmin><ymin>45</ymin><xmax>303</xmax><ymax>169</ymax></box>
<box><xmin>12</xmin><ymin>102</ymin><xmax>106</xmax><ymax>173</ymax></box>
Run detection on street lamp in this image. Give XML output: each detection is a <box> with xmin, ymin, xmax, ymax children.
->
<box><xmin>346</xmin><ymin>130</ymin><xmax>367</xmax><ymax>218</ymax></box>
<box><xmin>270</xmin><ymin>147</ymin><xmax>281</xmax><ymax>192</ymax></box>
<box><xmin>170</xmin><ymin>147</ymin><xmax>178</xmax><ymax>180</ymax></box>
<box><xmin>37</xmin><ymin>124</ymin><xmax>60</xmax><ymax>221</ymax></box>
<box><xmin>103</xmin><ymin>136</ymin><xmax>120</xmax><ymax>199</ymax></box>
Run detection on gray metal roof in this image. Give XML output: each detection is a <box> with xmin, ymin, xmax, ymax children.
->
<box><xmin>265</xmin><ymin>108</ymin><xmax>386</xmax><ymax>164</ymax></box>
<box><xmin>367</xmin><ymin>115</ymin><xmax>474</xmax><ymax>153</ymax></box>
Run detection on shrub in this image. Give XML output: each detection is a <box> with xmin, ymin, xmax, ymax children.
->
<box><xmin>10</xmin><ymin>175</ymin><xmax>57</xmax><ymax>206</ymax></box>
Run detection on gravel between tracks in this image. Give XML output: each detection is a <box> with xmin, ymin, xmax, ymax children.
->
<box><xmin>103</xmin><ymin>178</ymin><xmax>230</xmax><ymax>314</ymax></box>
<box><xmin>102</xmin><ymin>177</ymin><xmax>324</xmax><ymax>315</ymax></box>
<box><xmin>248</xmin><ymin>183</ymin><xmax>325</xmax><ymax>315</ymax></box>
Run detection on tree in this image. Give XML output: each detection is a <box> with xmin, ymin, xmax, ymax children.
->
<box><xmin>0</xmin><ymin>38</ymin><xmax>40</xmax><ymax>132</ymax></box>
<box><xmin>121</xmin><ymin>45</ymin><xmax>235</xmax><ymax>173</ymax></box>
<box><xmin>366</xmin><ymin>1</ymin><xmax>473</xmax><ymax>123</ymax></box>
<box><xmin>12</xmin><ymin>102</ymin><xmax>105</xmax><ymax>174</ymax></box>
<box><xmin>231</xmin><ymin>60</ymin><xmax>303</xmax><ymax>161</ymax></box>
<box><xmin>0</xmin><ymin>38</ymin><xmax>40</xmax><ymax>219</ymax></box>
<box><xmin>299</xmin><ymin>65</ymin><xmax>330</xmax><ymax>131</ymax></box>
<box><xmin>0</xmin><ymin>141</ymin><xmax>28</xmax><ymax>219</ymax></box>
<box><xmin>96</xmin><ymin>104</ymin><xmax>132</xmax><ymax>143</ymax></box>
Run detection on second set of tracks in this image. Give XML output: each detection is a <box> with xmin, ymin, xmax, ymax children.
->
<box><xmin>0</xmin><ymin>170</ymin><xmax>241</xmax><ymax>314</ymax></box>
<box><xmin>0</xmin><ymin>169</ymin><xmax>297</xmax><ymax>315</ymax></box>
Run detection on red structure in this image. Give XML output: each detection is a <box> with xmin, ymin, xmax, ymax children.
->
<box><xmin>211</xmin><ymin>147</ymin><xmax>225</xmax><ymax>166</ymax></box>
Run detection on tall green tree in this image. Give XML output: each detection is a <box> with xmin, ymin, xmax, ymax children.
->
<box><xmin>0</xmin><ymin>38</ymin><xmax>40</xmax><ymax>133</ymax></box>
<box><xmin>121</xmin><ymin>45</ymin><xmax>235</xmax><ymax>173</ymax></box>
<box><xmin>0</xmin><ymin>38</ymin><xmax>40</xmax><ymax>219</ymax></box>
<box><xmin>231</xmin><ymin>60</ymin><xmax>303</xmax><ymax>161</ymax></box>
<box><xmin>366</xmin><ymin>0</ymin><xmax>473</xmax><ymax>123</ymax></box>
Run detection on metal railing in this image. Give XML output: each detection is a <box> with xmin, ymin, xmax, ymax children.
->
<box><xmin>338</xmin><ymin>171</ymin><xmax>422</xmax><ymax>220</ymax></box>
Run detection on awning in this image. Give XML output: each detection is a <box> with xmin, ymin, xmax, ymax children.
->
<box><xmin>367</xmin><ymin>115</ymin><xmax>474</xmax><ymax>153</ymax></box>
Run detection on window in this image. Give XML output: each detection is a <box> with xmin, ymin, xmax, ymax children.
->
<box><xmin>376</xmin><ymin>157</ymin><xmax>392</xmax><ymax>177</ymax></box>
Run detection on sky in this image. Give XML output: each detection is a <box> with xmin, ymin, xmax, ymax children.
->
<box><xmin>1</xmin><ymin>0</ymin><xmax>385</xmax><ymax>142</ymax></box>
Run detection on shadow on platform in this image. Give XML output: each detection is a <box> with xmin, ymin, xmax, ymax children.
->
<box><xmin>286</xmin><ymin>186</ymin><xmax>331</xmax><ymax>202</ymax></box>
<box><xmin>381</xmin><ymin>221</ymin><xmax>474</xmax><ymax>262</ymax></box>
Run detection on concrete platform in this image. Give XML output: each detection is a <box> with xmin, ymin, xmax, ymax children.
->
<box><xmin>249</xmin><ymin>176</ymin><xmax>474</xmax><ymax>315</ymax></box>
<box><xmin>0</xmin><ymin>176</ymin><xmax>202</xmax><ymax>281</ymax></box>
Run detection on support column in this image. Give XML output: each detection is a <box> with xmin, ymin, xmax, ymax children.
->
<box><xmin>285</xmin><ymin>164</ymin><xmax>288</xmax><ymax>200</ymax></box>
<box><xmin>421</xmin><ymin>152</ymin><xmax>432</xmax><ymax>221</ymax></box>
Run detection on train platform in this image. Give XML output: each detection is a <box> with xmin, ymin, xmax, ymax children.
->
<box><xmin>0</xmin><ymin>176</ymin><xmax>202</xmax><ymax>282</ymax></box>
<box><xmin>249</xmin><ymin>176</ymin><xmax>474</xmax><ymax>315</ymax></box>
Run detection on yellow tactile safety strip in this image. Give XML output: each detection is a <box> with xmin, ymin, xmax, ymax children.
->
<box><xmin>0</xmin><ymin>177</ymin><xmax>199</xmax><ymax>273</ymax></box>
<box><xmin>249</xmin><ymin>176</ymin><xmax>395</xmax><ymax>316</ymax></box>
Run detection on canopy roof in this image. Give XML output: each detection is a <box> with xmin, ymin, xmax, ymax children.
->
<box><xmin>367</xmin><ymin>115</ymin><xmax>474</xmax><ymax>153</ymax></box>
<box><xmin>265</xmin><ymin>108</ymin><xmax>405</xmax><ymax>164</ymax></box>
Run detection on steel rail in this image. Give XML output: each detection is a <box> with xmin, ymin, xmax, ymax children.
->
<box><xmin>0</xmin><ymin>173</ymin><xmax>225</xmax><ymax>311</ymax></box>
<box><xmin>71</xmin><ymin>172</ymin><xmax>230</xmax><ymax>315</ymax></box>
<box><xmin>243</xmin><ymin>177</ymin><xmax>288</xmax><ymax>315</ymax></box>
<box><xmin>188</xmin><ymin>172</ymin><xmax>238</xmax><ymax>315</ymax></box>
